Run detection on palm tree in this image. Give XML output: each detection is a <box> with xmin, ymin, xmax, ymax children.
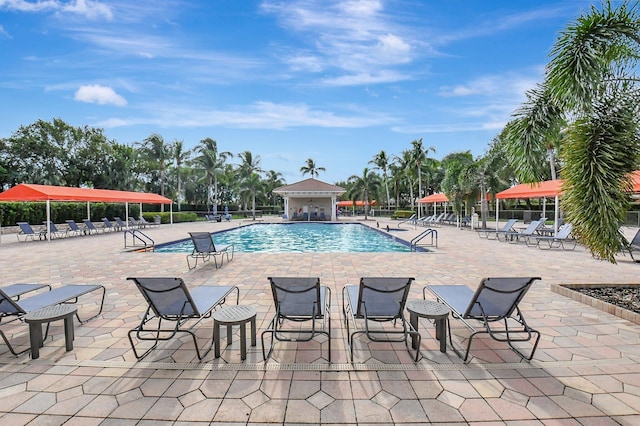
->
<box><xmin>237</xmin><ymin>151</ymin><xmax>263</xmax><ymax>219</ymax></box>
<box><xmin>411</xmin><ymin>138</ymin><xmax>436</xmax><ymax>217</ymax></box>
<box><xmin>347</xmin><ymin>167</ymin><xmax>381</xmax><ymax>220</ymax></box>
<box><xmin>172</xmin><ymin>140</ymin><xmax>190</xmax><ymax>211</ymax></box>
<box><xmin>369</xmin><ymin>150</ymin><xmax>392</xmax><ymax>210</ymax></box>
<box><xmin>194</xmin><ymin>138</ymin><xmax>232</xmax><ymax>214</ymax></box>
<box><xmin>300</xmin><ymin>158</ymin><xmax>325</xmax><ymax>178</ymax></box>
<box><xmin>138</xmin><ymin>133</ymin><xmax>172</xmax><ymax>211</ymax></box>
<box><xmin>239</xmin><ymin>172</ymin><xmax>265</xmax><ymax>220</ymax></box>
<box><xmin>503</xmin><ymin>0</ymin><xmax>640</xmax><ymax>262</ymax></box>
<box><xmin>440</xmin><ymin>151</ymin><xmax>475</xmax><ymax>217</ymax></box>
<box><xmin>265</xmin><ymin>170</ymin><xmax>285</xmax><ymax>208</ymax></box>
<box><xmin>394</xmin><ymin>150</ymin><xmax>416</xmax><ymax>211</ymax></box>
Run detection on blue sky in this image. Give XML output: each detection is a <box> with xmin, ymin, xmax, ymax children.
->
<box><xmin>0</xmin><ymin>0</ymin><xmax>592</xmax><ymax>184</ymax></box>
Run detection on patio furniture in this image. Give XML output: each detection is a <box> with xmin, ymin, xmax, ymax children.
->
<box><xmin>126</xmin><ymin>277</ymin><xmax>239</xmax><ymax>360</ymax></box>
<box><xmin>65</xmin><ymin>220</ymin><xmax>85</xmax><ymax>237</ymax></box>
<box><xmin>83</xmin><ymin>219</ymin><xmax>104</xmax><ymax>234</ymax></box>
<box><xmin>425</xmin><ymin>277</ymin><xmax>542</xmax><ymax>362</ymax></box>
<box><xmin>212</xmin><ymin>305</ymin><xmax>257</xmax><ymax>361</ymax></box>
<box><xmin>16</xmin><ymin>222</ymin><xmax>46</xmax><ymax>242</ymax></box>
<box><xmin>0</xmin><ymin>284</ymin><xmax>106</xmax><ymax>356</ymax></box>
<box><xmin>24</xmin><ymin>304</ymin><xmax>77</xmax><ymax>359</ymax></box>
<box><xmin>531</xmin><ymin>223</ymin><xmax>577</xmax><ymax>250</ymax></box>
<box><xmin>499</xmin><ymin>219</ymin><xmax>545</xmax><ymax>244</ymax></box>
<box><xmin>342</xmin><ymin>277</ymin><xmax>420</xmax><ymax>362</ymax></box>
<box><xmin>101</xmin><ymin>217</ymin><xmax>116</xmax><ymax>232</ymax></box>
<box><xmin>43</xmin><ymin>221</ymin><xmax>66</xmax><ymax>239</ymax></box>
<box><xmin>477</xmin><ymin>219</ymin><xmax>517</xmax><ymax>239</ymax></box>
<box><xmin>405</xmin><ymin>299</ymin><xmax>450</xmax><ymax>353</ymax></box>
<box><xmin>187</xmin><ymin>232</ymin><xmax>234</xmax><ymax>269</ymax></box>
<box><xmin>261</xmin><ymin>277</ymin><xmax>331</xmax><ymax>362</ymax></box>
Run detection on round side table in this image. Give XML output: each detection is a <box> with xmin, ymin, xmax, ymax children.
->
<box><xmin>24</xmin><ymin>304</ymin><xmax>77</xmax><ymax>359</ymax></box>
<box><xmin>212</xmin><ymin>305</ymin><xmax>257</xmax><ymax>360</ymax></box>
<box><xmin>406</xmin><ymin>300</ymin><xmax>450</xmax><ymax>353</ymax></box>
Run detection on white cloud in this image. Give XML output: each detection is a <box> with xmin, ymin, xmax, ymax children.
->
<box><xmin>75</xmin><ymin>84</ymin><xmax>127</xmax><ymax>106</ymax></box>
<box><xmin>0</xmin><ymin>0</ymin><xmax>112</xmax><ymax>20</ymax></box>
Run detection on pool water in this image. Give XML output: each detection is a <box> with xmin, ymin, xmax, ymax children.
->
<box><xmin>155</xmin><ymin>223</ymin><xmax>421</xmax><ymax>253</ymax></box>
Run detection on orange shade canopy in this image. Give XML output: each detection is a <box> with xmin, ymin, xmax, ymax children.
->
<box><xmin>495</xmin><ymin>180</ymin><xmax>563</xmax><ymax>200</ymax></box>
<box><xmin>0</xmin><ymin>184</ymin><xmax>172</xmax><ymax>204</ymax></box>
<box><xmin>418</xmin><ymin>193</ymin><xmax>448</xmax><ymax>203</ymax></box>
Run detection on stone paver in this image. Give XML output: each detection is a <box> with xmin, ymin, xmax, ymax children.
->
<box><xmin>1</xmin><ymin>217</ymin><xmax>640</xmax><ymax>424</ymax></box>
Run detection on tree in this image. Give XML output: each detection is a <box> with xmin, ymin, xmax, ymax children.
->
<box><xmin>369</xmin><ymin>150</ymin><xmax>392</xmax><ymax>210</ymax></box>
<box><xmin>393</xmin><ymin>150</ymin><xmax>416</xmax><ymax>211</ymax></box>
<box><xmin>264</xmin><ymin>170</ymin><xmax>285</xmax><ymax>208</ymax></box>
<box><xmin>172</xmin><ymin>140</ymin><xmax>190</xmax><ymax>211</ymax></box>
<box><xmin>300</xmin><ymin>158</ymin><xmax>325</xmax><ymax>178</ymax></box>
<box><xmin>347</xmin><ymin>167</ymin><xmax>381</xmax><ymax>220</ymax></box>
<box><xmin>440</xmin><ymin>151</ymin><xmax>475</xmax><ymax>217</ymax></box>
<box><xmin>503</xmin><ymin>1</ymin><xmax>640</xmax><ymax>262</ymax></box>
<box><xmin>194</xmin><ymin>138</ymin><xmax>232</xmax><ymax>213</ymax></box>
<box><xmin>239</xmin><ymin>172</ymin><xmax>265</xmax><ymax>220</ymax></box>
<box><xmin>138</xmin><ymin>133</ymin><xmax>172</xmax><ymax>211</ymax></box>
<box><xmin>411</xmin><ymin>138</ymin><xmax>436</xmax><ymax>217</ymax></box>
<box><xmin>237</xmin><ymin>150</ymin><xmax>263</xmax><ymax>218</ymax></box>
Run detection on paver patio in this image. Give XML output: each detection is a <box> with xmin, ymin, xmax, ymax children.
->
<box><xmin>1</xmin><ymin>217</ymin><xmax>639</xmax><ymax>425</ymax></box>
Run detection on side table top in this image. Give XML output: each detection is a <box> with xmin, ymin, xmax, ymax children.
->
<box><xmin>406</xmin><ymin>299</ymin><xmax>450</xmax><ymax>318</ymax></box>
<box><xmin>212</xmin><ymin>305</ymin><xmax>257</xmax><ymax>323</ymax></box>
<box><xmin>24</xmin><ymin>304</ymin><xmax>78</xmax><ymax>322</ymax></box>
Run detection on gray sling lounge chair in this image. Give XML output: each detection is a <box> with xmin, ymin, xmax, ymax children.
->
<box><xmin>342</xmin><ymin>277</ymin><xmax>420</xmax><ymax>362</ymax></box>
<box><xmin>531</xmin><ymin>223</ymin><xmax>577</xmax><ymax>250</ymax></box>
<box><xmin>627</xmin><ymin>228</ymin><xmax>640</xmax><ymax>262</ymax></box>
<box><xmin>477</xmin><ymin>219</ymin><xmax>517</xmax><ymax>240</ymax></box>
<box><xmin>0</xmin><ymin>284</ymin><xmax>106</xmax><ymax>356</ymax></box>
<box><xmin>83</xmin><ymin>219</ymin><xmax>104</xmax><ymax>234</ymax></box>
<box><xmin>127</xmin><ymin>277</ymin><xmax>239</xmax><ymax>360</ymax></box>
<box><xmin>187</xmin><ymin>232</ymin><xmax>234</xmax><ymax>269</ymax></box>
<box><xmin>499</xmin><ymin>219</ymin><xmax>545</xmax><ymax>244</ymax></box>
<box><xmin>16</xmin><ymin>222</ymin><xmax>46</xmax><ymax>241</ymax></box>
<box><xmin>261</xmin><ymin>277</ymin><xmax>331</xmax><ymax>362</ymax></box>
<box><xmin>65</xmin><ymin>220</ymin><xmax>85</xmax><ymax>237</ymax></box>
<box><xmin>425</xmin><ymin>277</ymin><xmax>541</xmax><ymax>362</ymax></box>
<box><xmin>101</xmin><ymin>217</ymin><xmax>116</xmax><ymax>232</ymax></box>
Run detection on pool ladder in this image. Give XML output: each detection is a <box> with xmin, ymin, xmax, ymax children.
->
<box><xmin>124</xmin><ymin>229</ymin><xmax>155</xmax><ymax>251</ymax></box>
<box><xmin>411</xmin><ymin>228</ymin><xmax>438</xmax><ymax>251</ymax></box>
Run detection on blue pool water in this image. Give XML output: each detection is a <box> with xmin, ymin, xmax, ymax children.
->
<box><xmin>155</xmin><ymin>223</ymin><xmax>421</xmax><ymax>253</ymax></box>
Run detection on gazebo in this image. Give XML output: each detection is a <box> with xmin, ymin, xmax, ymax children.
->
<box><xmin>273</xmin><ymin>178</ymin><xmax>345</xmax><ymax>221</ymax></box>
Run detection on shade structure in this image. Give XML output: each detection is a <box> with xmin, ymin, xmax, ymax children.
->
<box><xmin>418</xmin><ymin>193</ymin><xmax>448</xmax><ymax>203</ymax></box>
<box><xmin>336</xmin><ymin>200</ymin><xmax>376</xmax><ymax>207</ymax></box>
<box><xmin>0</xmin><ymin>184</ymin><xmax>172</xmax><ymax>204</ymax></box>
<box><xmin>0</xmin><ymin>184</ymin><xmax>173</xmax><ymax>242</ymax></box>
<box><xmin>495</xmin><ymin>180</ymin><xmax>563</xmax><ymax>200</ymax></box>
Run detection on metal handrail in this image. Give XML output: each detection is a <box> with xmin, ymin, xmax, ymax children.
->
<box><xmin>124</xmin><ymin>229</ymin><xmax>155</xmax><ymax>251</ymax></box>
<box><xmin>410</xmin><ymin>228</ymin><xmax>438</xmax><ymax>251</ymax></box>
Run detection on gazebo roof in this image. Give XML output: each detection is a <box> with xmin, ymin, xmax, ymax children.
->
<box><xmin>273</xmin><ymin>178</ymin><xmax>345</xmax><ymax>196</ymax></box>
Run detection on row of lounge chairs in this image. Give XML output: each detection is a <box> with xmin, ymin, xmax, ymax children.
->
<box><xmin>477</xmin><ymin>218</ymin><xmax>577</xmax><ymax>250</ymax></box>
<box><xmin>1</xmin><ymin>274</ymin><xmax>542</xmax><ymax>363</ymax></box>
<box><xmin>16</xmin><ymin>216</ymin><xmax>158</xmax><ymax>241</ymax></box>
<box><xmin>407</xmin><ymin>212</ymin><xmax>470</xmax><ymax>228</ymax></box>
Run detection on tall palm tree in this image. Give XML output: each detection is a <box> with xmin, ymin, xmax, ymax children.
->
<box><xmin>348</xmin><ymin>167</ymin><xmax>381</xmax><ymax>220</ymax></box>
<box><xmin>194</xmin><ymin>138</ymin><xmax>232</xmax><ymax>214</ymax></box>
<box><xmin>300</xmin><ymin>158</ymin><xmax>325</xmax><ymax>178</ymax></box>
<box><xmin>139</xmin><ymin>133</ymin><xmax>172</xmax><ymax>211</ymax></box>
<box><xmin>237</xmin><ymin>151</ymin><xmax>263</xmax><ymax>219</ymax></box>
<box><xmin>411</xmin><ymin>138</ymin><xmax>436</xmax><ymax>217</ymax></box>
<box><xmin>394</xmin><ymin>150</ymin><xmax>416</xmax><ymax>211</ymax></box>
<box><xmin>265</xmin><ymin>170</ymin><xmax>285</xmax><ymax>208</ymax></box>
<box><xmin>369</xmin><ymin>150</ymin><xmax>392</xmax><ymax>210</ymax></box>
<box><xmin>503</xmin><ymin>0</ymin><xmax>640</xmax><ymax>262</ymax></box>
<box><xmin>172</xmin><ymin>140</ymin><xmax>190</xmax><ymax>211</ymax></box>
<box><xmin>239</xmin><ymin>172</ymin><xmax>265</xmax><ymax>220</ymax></box>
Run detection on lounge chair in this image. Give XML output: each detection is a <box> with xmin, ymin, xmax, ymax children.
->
<box><xmin>530</xmin><ymin>223</ymin><xmax>577</xmax><ymax>250</ymax></box>
<box><xmin>101</xmin><ymin>218</ymin><xmax>116</xmax><ymax>232</ymax></box>
<box><xmin>425</xmin><ymin>277</ymin><xmax>541</xmax><ymax>362</ymax></box>
<box><xmin>0</xmin><ymin>284</ymin><xmax>106</xmax><ymax>356</ymax></box>
<box><xmin>499</xmin><ymin>219</ymin><xmax>545</xmax><ymax>244</ymax></box>
<box><xmin>65</xmin><ymin>219</ymin><xmax>85</xmax><ymax>237</ymax></box>
<box><xmin>43</xmin><ymin>221</ymin><xmax>66</xmax><ymax>239</ymax></box>
<box><xmin>126</xmin><ymin>277</ymin><xmax>239</xmax><ymax>360</ymax></box>
<box><xmin>0</xmin><ymin>284</ymin><xmax>51</xmax><ymax>303</ymax></box>
<box><xmin>187</xmin><ymin>232</ymin><xmax>234</xmax><ymax>270</ymax></box>
<box><xmin>16</xmin><ymin>222</ymin><xmax>46</xmax><ymax>241</ymax></box>
<box><xmin>342</xmin><ymin>277</ymin><xmax>420</xmax><ymax>362</ymax></box>
<box><xmin>83</xmin><ymin>219</ymin><xmax>104</xmax><ymax>234</ymax></box>
<box><xmin>114</xmin><ymin>217</ymin><xmax>126</xmax><ymax>231</ymax></box>
<box><xmin>477</xmin><ymin>219</ymin><xmax>517</xmax><ymax>240</ymax></box>
<box><xmin>626</xmin><ymin>228</ymin><xmax>640</xmax><ymax>261</ymax></box>
<box><xmin>129</xmin><ymin>217</ymin><xmax>141</xmax><ymax>229</ymax></box>
<box><xmin>261</xmin><ymin>277</ymin><xmax>331</xmax><ymax>362</ymax></box>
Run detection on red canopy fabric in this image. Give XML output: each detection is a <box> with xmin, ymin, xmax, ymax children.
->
<box><xmin>495</xmin><ymin>180</ymin><xmax>563</xmax><ymax>200</ymax></box>
<box><xmin>336</xmin><ymin>200</ymin><xmax>376</xmax><ymax>207</ymax></box>
<box><xmin>418</xmin><ymin>193</ymin><xmax>448</xmax><ymax>203</ymax></box>
<box><xmin>0</xmin><ymin>184</ymin><xmax>172</xmax><ymax>204</ymax></box>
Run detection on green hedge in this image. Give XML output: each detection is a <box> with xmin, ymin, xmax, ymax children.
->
<box><xmin>141</xmin><ymin>211</ymin><xmax>197</xmax><ymax>224</ymax></box>
<box><xmin>390</xmin><ymin>210</ymin><xmax>415</xmax><ymax>219</ymax></box>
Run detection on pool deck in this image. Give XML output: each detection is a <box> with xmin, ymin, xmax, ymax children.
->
<box><xmin>1</xmin><ymin>216</ymin><xmax>640</xmax><ymax>425</ymax></box>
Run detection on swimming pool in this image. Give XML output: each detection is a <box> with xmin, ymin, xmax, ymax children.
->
<box><xmin>155</xmin><ymin>223</ymin><xmax>423</xmax><ymax>253</ymax></box>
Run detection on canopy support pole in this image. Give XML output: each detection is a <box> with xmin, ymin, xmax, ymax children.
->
<box><xmin>46</xmin><ymin>199</ymin><xmax>51</xmax><ymax>241</ymax></box>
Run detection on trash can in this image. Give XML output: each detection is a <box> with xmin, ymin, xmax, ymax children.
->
<box><xmin>523</xmin><ymin>210</ymin><xmax>531</xmax><ymax>224</ymax></box>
